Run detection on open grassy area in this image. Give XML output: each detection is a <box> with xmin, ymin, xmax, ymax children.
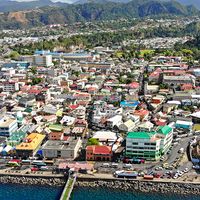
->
<box><xmin>140</xmin><ymin>49</ymin><xmax>155</xmax><ymax>57</ymax></box>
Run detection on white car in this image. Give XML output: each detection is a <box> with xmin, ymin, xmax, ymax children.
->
<box><xmin>160</xmin><ymin>156</ymin><xmax>165</xmax><ymax>161</ymax></box>
<box><xmin>178</xmin><ymin>171</ymin><xmax>184</xmax><ymax>176</ymax></box>
<box><xmin>173</xmin><ymin>175</ymin><xmax>178</xmax><ymax>179</ymax></box>
<box><xmin>183</xmin><ymin>168</ymin><xmax>189</xmax><ymax>173</ymax></box>
<box><xmin>123</xmin><ymin>164</ymin><xmax>132</xmax><ymax>168</ymax></box>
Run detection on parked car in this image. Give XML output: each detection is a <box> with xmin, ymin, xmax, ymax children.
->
<box><xmin>40</xmin><ymin>166</ymin><xmax>49</xmax><ymax>171</ymax></box>
<box><xmin>31</xmin><ymin>167</ymin><xmax>39</xmax><ymax>172</ymax></box>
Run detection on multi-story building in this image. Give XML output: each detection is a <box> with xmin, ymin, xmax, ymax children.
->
<box><xmin>33</xmin><ymin>54</ymin><xmax>53</xmax><ymax>67</ymax></box>
<box><xmin>16</xmin><ymin>133</ymin><xmax>45</xmax><ymax>157</ymax></box>
<box><xmin>163</xmin><ymin>75</ymin><xmax>196</xmax><ymax>86</ymax></box>
<box><xmin>42</xmin><ymin>137</ymin><xmax>82</xmax><ymax>159</ymax></box>
<box><xmin>3</xmin><ymin>81</ymin><xmax>19</xmax><ymax>92</ymax></box>
<box><xmin>0</xmin><ymin>116</ymin><xmax>18</xmax><ymax>137</ymax></box>
<box><xmin>126</xmin><ymin>126</ymin><xmax>173</xmax><ymax>161</ymax></box>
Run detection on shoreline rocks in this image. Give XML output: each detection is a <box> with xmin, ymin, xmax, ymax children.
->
<box><xmin>75</xmin><ymin>179</ymin><xmax>200</xmax><ymax>195</ymax></box>
<box><xmin>0</xmin><ymin>176</ymin><xmax>65</xmax><ymax>186</ymax></box>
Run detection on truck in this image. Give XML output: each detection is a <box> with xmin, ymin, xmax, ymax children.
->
<box><xmin>115</xmin><ymin>171</ymin><xmax>138</xmax><ymax>179</ymax></box>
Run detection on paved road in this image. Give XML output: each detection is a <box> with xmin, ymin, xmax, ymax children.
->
<box><xmin>167</xmin><ymin>137</ymin><xmax>192</xmax><ymax>164</ymax></box>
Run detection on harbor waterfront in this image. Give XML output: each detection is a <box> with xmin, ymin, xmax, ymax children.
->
<box><xmin>0</xmin><ymin>174</ymin><xmax>200</xmax><ymax>199</ymax></box>
<box><xmin>1</xmin><ymin>174</ymin><xmax>200</xmax><ymax>196</ymax></box>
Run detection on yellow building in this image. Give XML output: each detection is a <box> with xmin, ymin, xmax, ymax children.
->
<box><xmin>16</xmin><ymin>133</ymin><xmax>45</xmax><ymax>157</ymax></box>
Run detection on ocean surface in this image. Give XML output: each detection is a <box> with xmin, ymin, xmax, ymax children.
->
<box><xmin>71</xmin><ymin>187</ymin><xmax>200</xmax><ymax>200</ymax></box>
<box><xmin>0</xmin><ymin>184</ymin><xmax>199</xmax><ymax>200</ymax></box>
<box><xmin>0</xmin><ymin>183</ymin><xmax>63</xmax><ymax>200</ymax></box>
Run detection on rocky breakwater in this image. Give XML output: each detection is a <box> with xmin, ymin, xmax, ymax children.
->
<box><xmin>76</xmin><ymin>179</ymin><xmax>200</xmax><ymax>195</ymax></box>
<box><xmin>0</xmin><ymin>176</ymin><xmax>65</xmax><ymax>186</ymax></box>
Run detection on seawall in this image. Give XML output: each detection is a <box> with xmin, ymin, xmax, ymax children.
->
<box><xmin>0</xmin><ymin>174</ymin><xmax>66</xmax><ymax>186</ymax></box>
<box><xmin>75</xmin><ymin>177</ymin><xmax>200</xmax><ymax>195</ymax></box>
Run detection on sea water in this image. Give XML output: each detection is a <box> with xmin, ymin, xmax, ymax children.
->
<box><xmin>0</xmin><ymin>183</ymin><xmax>63</xmax><ymax>200</ymax></box>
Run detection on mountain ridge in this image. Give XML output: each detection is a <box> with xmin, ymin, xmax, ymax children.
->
<box><xmin>0</xmin><ymin>0</ymin><xmax>199</xmax><ymax>30</ymax></box>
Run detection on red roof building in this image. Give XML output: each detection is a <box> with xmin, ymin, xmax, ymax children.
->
<box><xmin>127</xmin><ymin>82</ymin><xmax>139</xmax><ymax>89</ymax></box>
<box><xmin>181</xmin><ymin>83</ymin><xmax>193</xmax><ymax>91</ymax></box>
<box><xmin>86</xmin><ymin>145</ymin><xmax>112</xmax><ymax>161</ymax></box>
<box><xmin>133</xmin><ymin>109</ymin><xmax>149</xmax><ymax>121</ymax></box>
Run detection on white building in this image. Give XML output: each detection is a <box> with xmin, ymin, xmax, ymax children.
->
<box><xmin>33</xmin><ymin>54</ymin><xmax>53</xmax><ymax>67</ymax></box>
<box><xmin>118</xmin><ymin>119</ymin><xmax>135</xmax><ymax>132</ymax></box>
<box><xmin>92</xmin><ymin>131</ymin><xmax>117</xmax><ymax>145</ymax></box>
<box><xmin>0</xmin><ymin>116</ymin><xmax>18</xmax><ymax>137</ymax></box>
<box><xmin>106</xmin><ymin>115</ymin><xmax>122</xmax><ymax>128</ymax></box>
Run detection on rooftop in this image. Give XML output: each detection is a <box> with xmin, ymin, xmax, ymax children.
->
<box><xmin>49</xmin><ymin>124</ymin><xmax>63</xmax><ymax>132</ymax></box>
<box><xmin>157</xmin><ymin>126</ymin><xmax>172</xmax><ymax>135</ymax></box>
<box><xmin>16</xmin><ymin>133</ymin><xmax>45</xmax><ymax>150</ymax></box>
<box><xmin>127</xmin><ymin>132</ymin><xmax>156</xmax><ymax>139</ymax></box>
<box><xmin>42</xmin><ymin>137</ymin><xmax>80</xmax><ymax>150</ymax></box>
<box><xmin>86</xmin><ymin>145</ymin><xmax>112</xmax><ymax>155</ymax></box>
<box><xmin>0</xmin><ymin>117</ymin><xmax>16</xmax><ymax>127</ymax></box>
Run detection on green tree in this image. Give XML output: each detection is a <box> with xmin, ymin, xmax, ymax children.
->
<box><xmin>87</xmin><ymin>138</ymin><xmax>99</xmax><ymax>146</ymax></box>
<box><xmin>9</xmin><ymin>51</ymin><xmax>20</xmax><ymax>60</ymax></box>
<box><xmin>31</xmin><ymin>77</ymin><xmax>43</xmax><ymax>85</ymax></box>
<box><xmin>30</xmin><ymin>66</ymin><xmax>37</xmax><ymax>75</ymax></box>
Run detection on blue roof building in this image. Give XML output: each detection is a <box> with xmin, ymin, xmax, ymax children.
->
<box><xmin>120</xmin><ymin>100</ymin><xmax>139</xmax><ymax>108</ymax></box>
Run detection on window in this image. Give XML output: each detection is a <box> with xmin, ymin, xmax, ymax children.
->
<box><xmin>144</xmin><ymin>143</ymin><xmax>156</xmax><ymax>146</ymax></box>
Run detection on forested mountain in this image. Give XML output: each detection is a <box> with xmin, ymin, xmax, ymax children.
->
<box><xmin>0</xmin><ymin>0</ymin><xmax>199</xmax><ymax>29</ymax></box>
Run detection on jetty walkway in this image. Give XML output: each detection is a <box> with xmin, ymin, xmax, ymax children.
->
<box><xmin>60</xmin><ymin>175</ymin><xmax>77</xmax><ymax>200</ymax></box>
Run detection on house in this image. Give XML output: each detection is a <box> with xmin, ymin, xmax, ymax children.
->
<box><xmin>106</xmin><ymin>115</ymin><xmax>122</xmax><ymax>129</ymax></box>
<box><xmin>146</xmin><ymin>85</ymin><xmax>159</xmax><ymax>94</ymax></box>
<box><xmin>149</xmin><ymin>68</ymin><xmax>162</xmax><ymax>83</ymax></box>
<box><xmin>18</xmin><ymin>95</ymin><xmax>36</xmax><ymax>108</ymax></box>
<box><xmin>92</xmin><ymin>131</ymin><xmax>117</xmax><ymax>145</ymax></box>
<box><xmin>126</xmin><ymin>126</ymin><xmax>173</xmax><ymax>161</ymax></box>
<box><xmin>86</xmin><ymin>145</ymin><xmax>112</xmax><ymax>161</ymax></box>
<box><xmin>16</xmin><ymin>133</ymin><xmax>45</xmax><ymax>157</ymax></box>
<box><xmin>133</xmin><ymin>109</ymin><xmax>149</xmax><ymax>121</ymax></box>
<box><xmin>71</xmin><ymin>119</ymin><xmax>88</xmax><ymax>137</ymax></box>
<box><xmin>49</xmin><ymin>131</ymin><xmax>63</xmax><ymax>140</ymax></box>
<box><xmin>118</xmin><ymin>119</ymin><xmax>135</xmax><ymax>132</ymax></box>
<box><xmin>138</xmin><ymin>121</ymin><xmax>154</xmax><ymax>132</ymax></box>
<box><xmin>42</xmin><ymin>137</ymin><xmax>82</xmax><ymax>159</ymax></box>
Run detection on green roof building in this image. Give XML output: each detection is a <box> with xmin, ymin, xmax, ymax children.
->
<box><xmin>7</xmin><ymin>124</ymin><xmax>30</xmax><ymax>147</ymax></box>
<box><xmin>126</xmin><ymin>126</ymin><xmax>173</xmax><ymax>161</ymax></box>
<box><xmin>49</xmin><ymin>124</ymin><xmax>63</xmax><ymax>132</ymax></box>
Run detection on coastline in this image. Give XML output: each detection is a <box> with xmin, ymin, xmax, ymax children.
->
<box><xmin>0</xmin><ymin>172</ymin><xmax>199</xmax><ymax>195</ymax></box>
<box><xmin>75</xmin><ymin>175</ymin><xmax>200</xmax><ymax>195</ymax></box>
<box><xmin>0</xmin><ymin>173</ymin><xmax>65</xmax><ymax>186</ymax></box>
